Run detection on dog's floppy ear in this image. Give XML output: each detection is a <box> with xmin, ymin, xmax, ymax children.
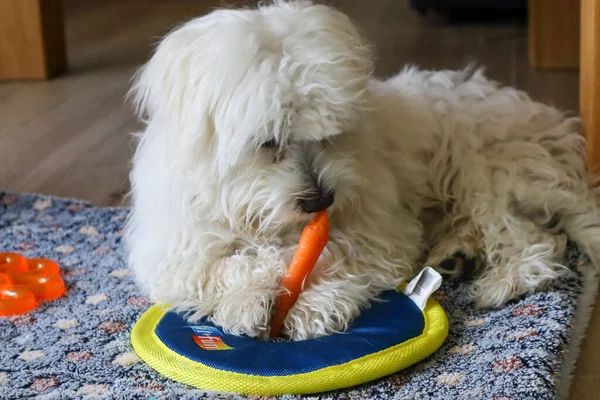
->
<box><xmin>129</xmin><ymin>12</ymin><xmax>283</xmax><ymax>175</ymax></box>
<box><xmin>130</xmin><ymin>25</ymin><xmax>199</xmax><ymax>128</ymax></box>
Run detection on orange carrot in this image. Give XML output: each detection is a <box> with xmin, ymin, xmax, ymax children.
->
<box><xmin>269</xmin><ymin>211</ymin><xmax>330</xmax><ymax>339</ymax></box>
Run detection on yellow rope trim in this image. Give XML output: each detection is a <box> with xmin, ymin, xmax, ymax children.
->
<box><xmin>131</xmin><ymin>299</ymin><xmax>448</xmax><ymax>396</ymax></box>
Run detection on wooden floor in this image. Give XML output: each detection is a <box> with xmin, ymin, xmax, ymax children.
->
<box><xmin>0</xmin><ymin>1</ymin><xmax>596</xmax><ymax>398</ymax></box>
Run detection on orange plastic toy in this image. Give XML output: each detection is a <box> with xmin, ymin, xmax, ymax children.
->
<box><xmin>0</xmin><ymin>252</ymin><xmax>66</xmax><ymax>317</ymax></box>
<box><xmin>270</xmin><ymin>211</ymin><xmax>330</xmax><ymax>339</ymax></box>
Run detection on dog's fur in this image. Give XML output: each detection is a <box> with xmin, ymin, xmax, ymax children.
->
<box><xmin>125</xmin><ymin>0</ymin><xmax>600</xmax><ymax>340</ymax></box>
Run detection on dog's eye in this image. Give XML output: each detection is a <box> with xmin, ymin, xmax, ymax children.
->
<box><xmin>261</xmin><ymin>139</ymin><xmax>278</xmax><ymax>149</ymax></box>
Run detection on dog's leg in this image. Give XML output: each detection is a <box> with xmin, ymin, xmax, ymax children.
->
<box><xmin>466</xmin><ymin>128</ymin><xmax>600</xmax><ymax>307</ymax></box>
<box><xmin>466</xmin><ymin>178</ymin><xmax>600</xmax><ymax>307</ymax></box>
<box><xmin>150</xmin><ymin>245</ymin><xmax>289</xmax><ymax>340</ymax></box>
<box><xmin>470</xmin><ymin>212</ymin><xmax>569</xmax><ymax>308</ymax></box>
<box><xmin>205</xmin><ymin>251</ymin><xmax>283</xmax><ymax>339</ymax></box>
<box><xmin>283</xmin><ymin>258</ymin><xmax>412</xmax><ymax>340</ymax></box>
<box><xmin>282</xmin><ymin>263</ymin><xmax>374</xmax><ymax>340</ymax></box>
<box><xmin>281</xmin><ymin>213</ymin><xmax>423</xmax><ymax>340</ymax></box>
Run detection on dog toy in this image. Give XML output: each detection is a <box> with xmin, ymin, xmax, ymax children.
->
<box><xmin>0</xmin><ymin>252</ymin><xmax>66</xmax><ymax>316</ymax></box>
<box><xmin>270</xmin><ymin>210</ymin><xmax>330</xmax><ymax>338</ymax></box>
<box><xmin>132</xmin><ymin>215</ymin><xmax>449</xmax><ymax>396</ymax></box>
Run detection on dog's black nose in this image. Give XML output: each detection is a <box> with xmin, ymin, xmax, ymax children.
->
<box><xmin>298</xmin><ymin>192</ymin><xmax>335</xmax><ymax>213</ymax></box>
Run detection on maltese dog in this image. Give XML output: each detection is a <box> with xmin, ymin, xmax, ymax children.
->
<box><xmin>125</xmin><ymin>0</ymin><xmax>600</xmax><ymax>340</ymax></box>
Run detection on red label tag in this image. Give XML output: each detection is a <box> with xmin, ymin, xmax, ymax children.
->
<box><xmin>192</xmin><ymin>335</ymin><xmax>232</xmax><ymax>351</ymax></box>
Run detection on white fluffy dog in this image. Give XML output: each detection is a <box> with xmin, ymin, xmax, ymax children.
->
<box><xmin>125</xmin><ymin>0</ymin><xmax>600</xmax><ymax>340</ymax></box>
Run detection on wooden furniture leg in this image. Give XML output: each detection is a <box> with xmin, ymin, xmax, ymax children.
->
<box><xmin>570</xmin><ymin>1</ymin><xmax>600</xmax><ymax>399</ymax></box>
<box><xmin>0</xmin><ymin>0</ymin><xmax>66</xmax><ymax>80</ymax></box>
<box><xmin>529</xmin><ymin>0</ymin><xmax>580</xmax><ymax>69</ymax></box>
<box><xmin>581</xmin><ymin>0</ymin><xmax>600</xmax><ymax>173</ymax></box>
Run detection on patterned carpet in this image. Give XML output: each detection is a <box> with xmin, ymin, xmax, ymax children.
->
<box><xmin>0</xmin><ymin>192</ymin><xmax>596</xmax><ymax>399</ymax></box>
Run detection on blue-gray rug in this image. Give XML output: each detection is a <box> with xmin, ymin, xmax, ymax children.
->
<box><xmin>0</xmin><ymin>192</ymin><xmax>596</xmax><ymax>400</ymax></box>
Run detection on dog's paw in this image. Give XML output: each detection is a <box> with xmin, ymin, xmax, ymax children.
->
<box><xmin>280</xmin><ymin>285</ymin><xmax>366</xmax><ymax>341</ymax></box>
<box><xmin>469</xmin><ymin>272</ymin><xmax>522</xmax><ymax>308</ymax></box>
<box><xmin>428</xmin><ymin>251</ymin><xmax>481</xmax><ymax>279</ymax></box>
<box><xmin>425</xmin><ymin>216</ymin><xmax>484</xmax><ymax>278</ymax></box>
<box><xmin>283</xmin><ymin>306</ymin><xmax>348</xmax><ymax>341</ymax></box>
<box><xmin>209</xmin><ymin>285</ymin><xmax>279</xmax><ymax>340</ymax></box>
<box><xmin>426</xmin><ymin>235</ymin><xmax>482</xmax><ymax>279</ymax></box>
